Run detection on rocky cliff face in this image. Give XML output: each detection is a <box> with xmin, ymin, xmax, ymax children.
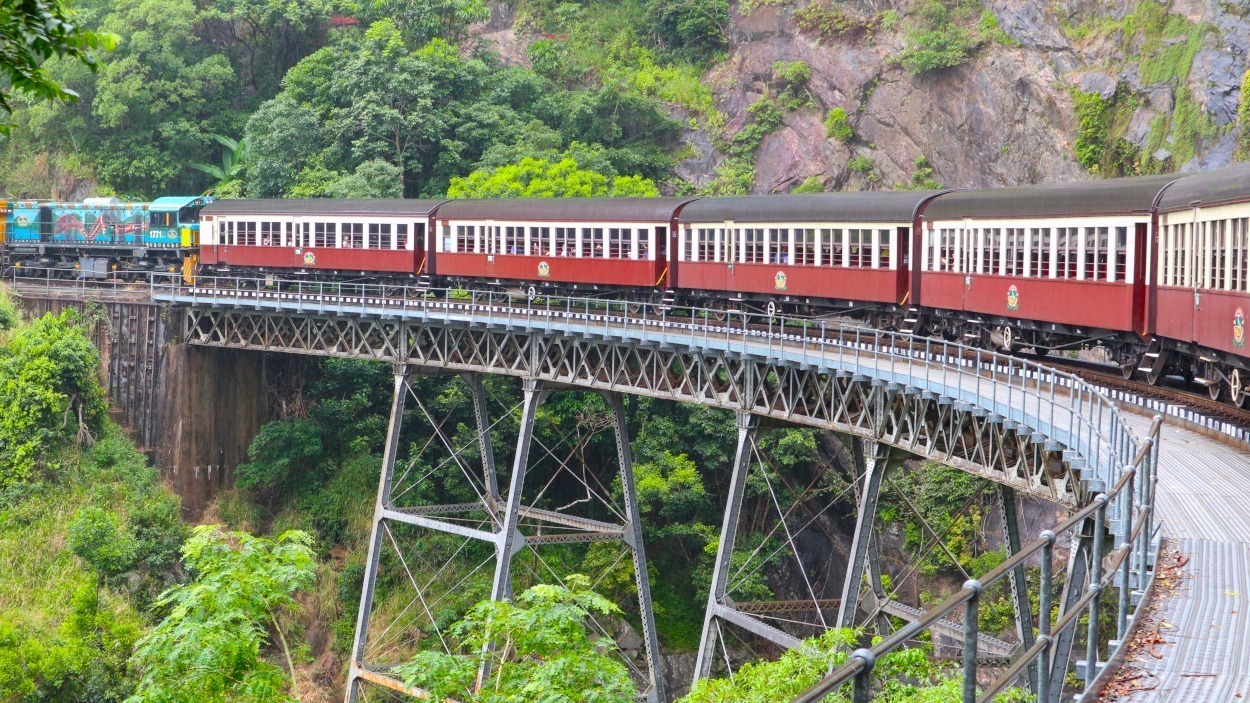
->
<box><xmin>701</xmin><ymin>0</ymin><xmax>1248</xmax><ymax>192</ymax></box>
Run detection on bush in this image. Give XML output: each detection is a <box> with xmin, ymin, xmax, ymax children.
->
<box><xmin>825</xmin><ymin>106</ymin><xmax>853</xmax><ymax>141</ymax></box>
<box><xmin>793</xmin><ymin>0</ymin><xmax>866</xmax><ymax>40</ymax></box>
<box><xmin>1072</xmin><ymin>88</ymin><xmax>1112</xmax><ymax>172</ymax></box>
<box><xmin>895</xmin><ymin>0</ymin><xmax>982</xmax><ymax>75</ymax></box>
<box><xmin>792</xmin><ymin>176</ymin><xmax>824</xmax><ymax>193</ymax></box>
<box><xmin>848</xmin><ymin>154</ymin><xmax>875</xmax><ymax>174</ymax></box>
<box><xmin>0</xmin><ymin>311</ymin><xmax>105</xmax><ymax>493</ymax></box>
<box><xmin>0</xmin><ymin>289</ymin><xmax>18</xmax><ymax>332</ymax></box>
<box><xmin>648</xmin><ymin>0</ymin><xmax>730</xmax><ymax>56</ymax></box>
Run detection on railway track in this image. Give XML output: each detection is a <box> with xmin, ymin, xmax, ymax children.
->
<box><xmin>12</xmin><ymin>275</ymin><xmax>1250</xmax><ymax>445</ymax></box>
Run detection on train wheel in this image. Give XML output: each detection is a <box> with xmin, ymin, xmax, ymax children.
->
<box><xmin>1209</xmin><ymin>379</ymin><xmax>1225</xmax><ymax>402</ymax></box>
<box><xmin>1120</xmin><ymin>363</ymin><xmax>1135</xmax><ymax>380</ymax></box>
<box><xmin>1145</xmin><ymin>366</ymin><xmax>1164</xmax><ymax>386</ymax></box>
<box><xmin>1232</xmin><ymin>370</ymin><xmax>1246</xmax><ymax>409</ymax></box>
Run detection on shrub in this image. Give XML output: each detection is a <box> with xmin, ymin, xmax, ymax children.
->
<box><xmin>647</xmin><ymin>0</ymin><xmax>730</xmax><ymax>56</ymax></box>
<box><xmin>0</xmin><ymin>311</ymin><xmax>105</xmax><ymax>492</ymax></box>
<box><xmin>1072</xmin><ymin>88</ymin><xmax>1112</xmax><ymax>172</ymax></box>
<box><xmin>792</xmin><ymin>175</ymin><xmax>824</xmax><ymax>193</ymax></box>
<box><xmin>848</xmin><ymin>154</ymin><xmax>875</xmax><ymax>174</ymax></box>
<box><xmin>793</xmin><ymin>0</ymin><xmax>866</xmax><ymax>40</ymax></box>
<box><xmin>0</xmin><ymin>289</ymin><xmax>18</xmax><ymax>331</ymax></box>
<box><xmin>825</xmin><ymin>106</ymin><xmax>853</xmax><ymax>141</ymax></box>
<box><xmin>895</xmin><ymin>0</ymin><xmax>982</xmax><ymax>75</ymax></box>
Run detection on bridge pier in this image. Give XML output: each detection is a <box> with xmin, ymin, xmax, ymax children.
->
<box><xmin>836</xmin><ymin>438</ymin><xmax>891</xmax><ymax>630</ymax></box>
<box><xmin>347</xmin><ymin>372</ymin><xmax>666</xmax><ymax>702</ymax></box>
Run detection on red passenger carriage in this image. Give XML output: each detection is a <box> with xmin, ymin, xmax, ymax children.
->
<box><xmin>1153</xmin><ymin>163</ymin><xmax>1250</xmax><ymax>403</ymax></box>
<box><xmin>431</xmin><ymin>199</ymin><xmax>693</xmax><ymax>293</ymax></box>
<box><xmin>916</xmin><ymin>176</ymin><xmax>1177</xmax><ymax>356</ymax></box>
<box><xmin>199</xmin><ymin>200</ymin><xmax>443</xmax><ymax>278</ymax></box>
<box><xmin>674</xmin><ymin>192</ymin><xmax>943</xmax><ymax>314</ymax></box>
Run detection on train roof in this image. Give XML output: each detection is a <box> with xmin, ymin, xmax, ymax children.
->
<box><xmin>923</xmin><ymin>174</ymin><xmax>1182</xmax><ymax>220</ymax></box>
<box><xmin>680</xmin><ymin>191</ymin><xmax>947</xmax><ymax>225</ymax></box>
<box><xmin>151</xmin><ymin>196</ymin><xmax>210</xmax><ymax>211</ymax></box>
<box><xmin>436</xmin><ymin>198</ymin><xmax>695</xmax><ymax>223</ymax></box>
<box><xmin>1157</xmin><ymin>163</ymin><xmax>1250</xmax><ymax>213</ymax></box>
<box><xmin>201</xmin><ymin>199</ymin><xmax>445</xmax><ymax>217</ymax></box>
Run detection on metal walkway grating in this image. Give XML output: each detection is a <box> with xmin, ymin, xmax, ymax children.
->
<box><xmin>1122</xmin><ymin>416</ymin><xmax>1250</xmax><ymax>701</ymax></box>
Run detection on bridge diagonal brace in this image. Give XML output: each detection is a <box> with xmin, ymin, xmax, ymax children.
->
<box><xmin>603</xmin><ymin>391</ymin><xmax>666</xmax><ymax>703</ymax></box>
<box><xmin>694</xmin><ymin>412</ymin><xmax>759</xmax><ymax>683</ymax></box>
<box><xmin>1000</xmin><ymin>485</ymin><xmax>1038</xmax><ymax>692</ymax></box>
<box><xmin>837</xmin><ymin>437</ymin><xmax>891</xmax><ymax>629</ymax></box>
<box><xmin>346</xmin><ymin>365</ymin><xmax>411</xmax><ymax>703</ymax></box>
<box><xmin>1048</xmin><ymin>522</ymin><xmax>1093</xmax><ymax>699</ymax></box>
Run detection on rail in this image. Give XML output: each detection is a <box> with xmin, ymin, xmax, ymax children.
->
<box><xmin>7</xmin><ymin>268</ymin><xmax>1163</xmax><ymax>702</ymax></box>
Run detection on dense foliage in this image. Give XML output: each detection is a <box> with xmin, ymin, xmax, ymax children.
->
<box><xmin>0</xmin><ymin>0</ymin><xmax>118</xmax><ymax>134</ymax></box>
<box><xmin>394</xmin><ymin>575</ymin><xmax>636</xmax><ymax>703</ymax></box>
<box><xmin>127</xmin><ymin>527</ymin><xmax>316</xmax><ymax>703</ymax></box>
<box><xmin>0</xmin><ymin>310</ymin><xmax>106</xmax><ymax>495</ymax></box>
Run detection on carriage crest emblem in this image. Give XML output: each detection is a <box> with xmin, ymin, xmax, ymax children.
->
<box><xmin>14</xmin><ymin>215</ymin><xmax>29</xmax><ymax>227</ymax></box>
<box><xmin>1235</xmin><ymin>308</ymin><xmax>1246</xmax><ymax>348</ymax></box>
<box><xmin>303</xmin><ymin>252</ymin><xmax>316</xmax><ymax>266</ymax></box>
<box><xmin>774</xmin><ymin>271</ymin><xmax>787</xmax><ymax>291</ymax></box>
<box><xmin>1006</xmin><ymin>285</ymin><xmax>1020</xmax><ymax>311</ymax></box>
<box><xmin>537</xmin><ymin>261</ymin><xmax>550</xmax><ymax>278</ymax></box>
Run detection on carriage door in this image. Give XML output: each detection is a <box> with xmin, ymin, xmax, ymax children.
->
<box><xmin>897</xmin><ymin>226</ymin><xmax>911</xmax><ymax>304</ymax></box>
<box><xmin>1131</xmin><ymin>222</ymin><xmax>1148</xmax><ymax>335</ymax></box>
<box><xmin>656</xmin><ymin>225</ymin><xmax>669</xmax><ymax>288</ymax></box>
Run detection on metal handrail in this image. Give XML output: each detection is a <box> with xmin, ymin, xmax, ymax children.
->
<box><xmin>794</xmin><ymin>415</ymin><xmax>1163</xmax><ymax>703</ymax></box>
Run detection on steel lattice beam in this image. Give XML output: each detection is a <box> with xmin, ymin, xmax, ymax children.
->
<box><xmin>180</xmin><ymin>307</ymin><xmax>1080</xmax><ymax>507</ymax></box>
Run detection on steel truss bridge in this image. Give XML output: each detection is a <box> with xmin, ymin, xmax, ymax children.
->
<box><xmin>11</xmin><ymin>272</ymin><xmax>1164</xmax><ymax>703</ymax></box>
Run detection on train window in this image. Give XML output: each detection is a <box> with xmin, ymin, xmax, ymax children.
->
<box><xmin>878</xmin><ymin>229</ymin><xmax>891</xmax><ymax>269</ymax></box>
<box><xmin>583</xmin><ymin>228</ymin><xmax>600</xmax><ymax>257</ymax></box>
<box><xmin>397</xmin><ymin>224</ymin><xmax>409</xmax><ymax>251</ymax></box>
<box><xmin>639</xmin><ymin>229</ymin><xmax>651</xmax><ymax>260</ymax></box>
<box><xmin>796</xmin><ymin>228</ymin><xmax>816</xmax><ymax>266</ymax></box>
<box><xmin>238</xmin><ymin>221</ymin><xmax>257</xmax><ymax>246</ymax></box>
<box><xmin>1238</xmin><ymin>218</ymin><xmax>1250</xmax><ymax>292</ymax></box>
<box><xmin>452</xmin><ymin>225</ymin><xmax>466</xmax><ymax>253</ymax></box>
<box><xmin>768</xmin><ymin>229</ymin><xmax>787</xmax><ymax>264</ymax></box>
<box><xmin>742</xmin><ymin>229</ymin><xmax>763</xmax><ymax>264</ymax></box>
<box><xmin>260</xmin><ymin>222</ymin><xmax>279</xmax><ymax>246</ymax></box>
<box><xmin>1114</xmin><ymin>227</ymin><xmax>1128</xmax><ymax>283</ymax></box>
<box><xmin>848</xmin><ymin>229</ymin><xmax>863</xmax><ymax>267</ymax></box>
<box><xmin>1212</xmin><ymin>220</ymin><xmax>1226</xmax><ymax>291</ymax></box>
<box><xmin>340</xmin><ymin>222</ymin><xmax>362</xmax><ymax>249</ymax></box>
<box><xmin>553</xmin><ymin>228</ymin><xmax>570</xmax><ymax>256</ymax></box>
<box><xmin>603</xmin><ymin>228</ymin><xmax>621</xmax><ymax>258</ymax></box>
<box><xmin>818</xmin><ymin>229</ymin><xmax>832</xmax><ymax>266</ymax></box>
<box><xmin>314</xmin><ymin>223</ymin><xmax>332</xmax><ymax>248</ymax></box>
<box><xmin>694</xmin><ymin>228</ymin><xmax>710</xmax><ymax>262</ymax></box>
<box><xmin>370</xmin><ymin>224</ymin><xmax>389</xmax><ymax>250</ymax></box>
<box><xmin>501</xmin><ymin>226</ymin><xmax>518</xmax><ymax>255</ymax></box>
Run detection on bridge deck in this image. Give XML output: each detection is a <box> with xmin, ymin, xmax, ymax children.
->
<box><xmin>1123</xmin><ymin>415</ymin><xmax>1250</xmax><ymax>701</ymax></box>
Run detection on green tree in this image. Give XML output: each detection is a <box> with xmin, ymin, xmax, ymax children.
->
<box><xmin>394</xmin><ymin>575</ymin><xmax>636</xmax><ymax>703</ymax></box>
<box><xmin>126</xmin><ymin>527</ymin><xmax>316</xmax><ymax>703</ymax></box>
<box><xmin>235</xmin><ymin>418</ymin><xmax>324</xmax><ymax>493</ymax></box>
<box><xmin>0</xmin><ymin>310</ymin><xmax>106</xmax><ymax>493</ymax></box>
<box><xmin>647</xmin><ymin>0</ymin><xmax>729</xmax><ymax>56</ymax></box>
<box><xmin>190</xmin><ymin>134</ymin><xmax>249</xmax><ymax>193</ymax></box>
<box><xmin>1237</xmin><ymin>69</ymin><xmax>1250</xmax><ymax>161</ymax></box>
<box><xmin>0</xmin><ymin>0</ymin><xmax>118</xmax><ymax>133</ymax></box>
<box><xmin>353</xmin><ymin>0</ymin><xmax>490</xmax><ymax>45</ymax></box>
<box><xmin>68</xmin><ymin>506</ymin><xmax>139</xmax><ymax>582</ymax></box>
<box><xmin>447</xmin><ymin>156</ymin><xmax>659</xmax><ymax>198</ymax></box>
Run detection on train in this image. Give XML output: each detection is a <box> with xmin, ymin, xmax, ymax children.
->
<box><xmin>3</xmin><ymin>163</ymin><xmax>1249</xmax><ymax>405</ymax></box>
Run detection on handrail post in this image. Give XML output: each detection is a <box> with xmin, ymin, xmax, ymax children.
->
<box><xmin>1117</xmin><ymin>467</ymin><xmax>1135</xmax><ymax>640</ymax></box>
<box><xmin>851</xmin><ymin>650</ymin><xmax>875</xmax><ymax>703</ymax></box>
<box><xmin>1038</xmin><ymin>530</ymin><xmax>1055</xmax><ymax>703</ymax></box>
<box><xmin>963</xmin><ymin>580</ymin><xmax>983</xmax><ymax>703</ymax></box>
<box><xmin>1085</xmin><ymin>499</ymin><xmax>1107</xmax><ymax>685</ymax></box>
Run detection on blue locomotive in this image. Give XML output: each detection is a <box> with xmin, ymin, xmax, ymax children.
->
<box><xmin>2</xmin><ymin>195</ymin><xmax>212</xmax><ymax>278</ymax></box>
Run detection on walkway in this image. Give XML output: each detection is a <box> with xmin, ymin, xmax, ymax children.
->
<box><xmin>1122</xmin><ymin>415</ymin><xmax>1250</xmax><ymax>701</ymax></box>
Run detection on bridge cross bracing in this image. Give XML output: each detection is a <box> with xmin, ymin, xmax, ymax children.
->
<box><xmin>16</xmin><ymin>273</ymin><xmax>1163</xmax><ymax>703</ymax></box>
